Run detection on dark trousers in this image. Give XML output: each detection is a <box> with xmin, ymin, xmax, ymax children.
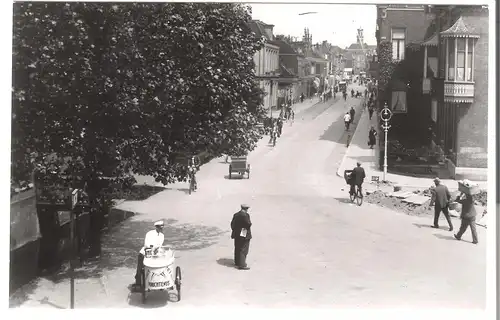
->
<box><xmin>234</xmin><ymin>238</ymin><xmax>250</xmax><ymax>268</ymax></box>
<box><xmin>434</xmin><ymin>205</ymin><xmax>453</xmax><ymax>229</ymax></box>
<box><xmin>135</xmin><ymin>253</ymin><xmax>144</xmax><ymax>284</ymax></box>
<box><xmin>456</xmin><ymin>217</ymin><xmax>478</xmax><ymax>243</ymax></box>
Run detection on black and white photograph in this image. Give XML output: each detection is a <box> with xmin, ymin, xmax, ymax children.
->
<box><xmin>7</xmin><ymin>0</ymin><xmax>496</xmax><ymax>315</ymax></box>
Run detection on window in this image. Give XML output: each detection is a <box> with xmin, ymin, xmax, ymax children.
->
<box><xmin>391</xmin><ymin>28</ymin><xmax>405</xmax><ymax>60</ymax></box>
<box><xmin>446</xmin><ymin>37</ymin><xmax>476</xmax><ymax>82</ymax></box>
<box><xmin>467</xmin><ymin>38</ymin><xmax>473</xmax><ymax>81</ymax></box>
<box><xmin>447</xmin><ymin>39</ymin><xmax>455</xmax><ymax>80</ymax></box>
<box><xmin>456</xmin><ymin>39</ymin><xmax>466</xmax><ymax>81</ymax></box>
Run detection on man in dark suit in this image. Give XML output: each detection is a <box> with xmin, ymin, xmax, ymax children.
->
<box><xmin>454</xmin><ymin>191</ymin><xmax>478</xmax><ymax>244</ymax></box>
<box><xmin>350</xmin><ymin>162</ymin><xmax>366</xmax><ymax>196</ymax></box>
<box><xmin>231</xmin><ymin>204</ymin><xmax>252</xmax><ymax>270</ymax></box>
<box><xmin>429</xmin><ymin>177</ymin><xmax>454</xmax><ymax>231</ymax></box>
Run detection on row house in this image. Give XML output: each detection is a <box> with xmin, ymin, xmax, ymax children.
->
<box><xmin>345</xmin><ymin>43</ymin><xmax>375</xmax><ymax>75</ymax></box>
<box><xmin>376</xmin><ymin>4</ymin><xmax>488</xmax><ymax>180</ymax></box>
<box><xmin>248</xmin><ymin>20</ymin><xmax>280</xmax><ymax>111</ymax></box>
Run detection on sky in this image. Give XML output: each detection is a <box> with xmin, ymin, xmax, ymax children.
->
<box><xmin>250</xmin><ymin>4</ymin><xmax>377</xmax><ymax>49</ymax></box>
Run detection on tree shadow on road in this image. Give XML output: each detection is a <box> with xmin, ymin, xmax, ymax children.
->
<box><xmin>109</xmin><ymin>185</ymin><xmax>166</xmax><ymax>201</ymax></box>
<box><xmin>22</xmin><ymin>218</ymin><xmax>227</xmax><ymax>285</ymax></box>
<box><xmin>224</xmin><ymin>174</ymin><xmax>248</xmax><ymax>180</ymax></box>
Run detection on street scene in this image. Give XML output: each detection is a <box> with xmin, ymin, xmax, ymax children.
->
<box><xmin>10</xmin><ymin>3</ymin><xmax>489</xmax><ymax>310</ymax></box>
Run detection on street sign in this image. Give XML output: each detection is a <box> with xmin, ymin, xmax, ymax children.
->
<box><xmin>71</xmin><ymin>189</ymin><xmax>79</xmax><ymax>209</ymax></box>
<box><xmin>371</xmin><ymin>176</ymin><xmax>380</xmax><ymax>182</ymax></box>
<box><xmin>380</xmin><ymin>106</ymin><xmax>392</xmax><ymax>122</ymax></box>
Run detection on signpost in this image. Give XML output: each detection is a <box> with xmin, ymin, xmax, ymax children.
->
<box><xmin>380</xmin><ymin>103</ymin><xmax>392</xmax><ymax>182</ymax></box>
<box><xmin>69</xmin><ymin>188</ymin><xmax>79</xmax><ymax>309</ymax></box>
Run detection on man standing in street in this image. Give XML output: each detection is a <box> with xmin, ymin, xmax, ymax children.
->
<box><xmin>429</xmin><ymin>177</ymin><xmax>454</xmax><ymax>231</ymax></box>
<box><xmin>231</xmin><ymin>204</ymin><xmax>252</xmax><ymax>270</ymax></box>
<box><xmin>453</xmin><ymin>189</ymin><xmax>479</xmax><ymax>244</ymax></box>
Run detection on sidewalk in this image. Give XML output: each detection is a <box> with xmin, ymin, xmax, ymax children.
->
<box><xmin>336</xmin><ymin>108</ymin><xmax>488</xmax><ymax>192</ymax></box>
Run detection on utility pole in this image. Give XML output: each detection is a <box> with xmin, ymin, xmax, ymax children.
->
<box><xmin>69</xmin><ymin>188</ymin><xmax>80</xmax><ymax>309</ymax></box>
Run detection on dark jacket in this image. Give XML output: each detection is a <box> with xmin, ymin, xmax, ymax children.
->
<box><xmin>351</xmin><ymin>166</ymin><xmax>366</xmax><ymax>185</ymax></box>
<box><xmin>350</xmin><ymin>109</ymin><xmax>355</xmax><ymax>118</ymax></box>
<box><xmin>431</xmin><ymin>184</ymin><xmax>451</xmax><ymax>208</ymax></box>
<box><xmin>456</xmin><ymin>194</ymin><xmax>477</xmax><ymax>219</ymax></box>
<box><xmin>231</xmin><ymin>210</ymin><xmax>252</xmax><ymax>240</ymax></box>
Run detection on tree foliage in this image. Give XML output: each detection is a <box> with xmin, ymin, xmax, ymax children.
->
<box><xmin>12</xmin><ymin>2</ymin><xmax>266</xmax><ymax>203</ymax></box>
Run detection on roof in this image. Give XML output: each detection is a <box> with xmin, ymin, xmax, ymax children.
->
<box><xmin>421</xmin><ymin>32</ymin><xmax>439</xmax><ymax>47</ymax></box>
<box><xmin>274</xmin><ymin>39</ymin><xmax>297</xmax><ymax>55</ymax></box>
<box><xmin>347</xmin><ymin>43</ymin><xmax>370</xmax><ymax>50</ymax></box>
<box><xmin>440</xmin><ymin>16</ymin><xmax>480</xmax><ymax>38</ymax></box>
<box><xmin>247</xmin><ymin>20</ymin><xmax>274</xmax><ymax>41</ymax></box>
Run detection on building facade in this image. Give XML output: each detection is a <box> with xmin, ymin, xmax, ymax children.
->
<box><xmin>249</xmin><ymin>20</ymin><xmax>280</xmax><ymax>111</ymax></box>
<box><xmin>376</xmin><ymin>4</ymin><xmax>488</xmax><ymax>180</ymax></box>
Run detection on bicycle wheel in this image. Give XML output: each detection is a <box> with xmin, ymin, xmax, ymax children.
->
<box><xmin>349</xmin><ymin>190</ymin><xmax>355</xmax><ymax>203</ymax></box>
<box><xmin>356</xmin><ymin>188</ymin><xmax>363</xmax><ymax>206</ymax></box>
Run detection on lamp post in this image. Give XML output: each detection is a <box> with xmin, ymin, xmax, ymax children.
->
<box><xmin>69</xmin><ymin>188</ymin><xmax>80</xmax><ymax>309</ymax></box>
<box><xmin>380</xmin><ymin>103</ymin><xmax>392</xmax><ymax>182</ymax></box>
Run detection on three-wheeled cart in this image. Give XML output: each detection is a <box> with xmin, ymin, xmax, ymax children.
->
<box><xmin>139</xmin><ymin>246</ymin><xmax>182</xmax><ymax>304</ymax></box>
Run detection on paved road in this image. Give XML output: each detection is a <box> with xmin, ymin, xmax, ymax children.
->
<box><xmin>11</xmin><ymin>85</ymin><xmax>486</xmax><ymax>309</ymax></box>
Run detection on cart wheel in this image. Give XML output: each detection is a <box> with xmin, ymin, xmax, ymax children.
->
<box><xmin>247</xmin><ymin>165</ymin><xmax>251</xmax><ymax>179</ymax></box>
<box><xmin>141</xmin><ymin>270</ymin><xmax>147</xmax><ymax>304</ymax></box>
<box><xmin>175</xmin><ymin>266</ymin><xmax>182</xmax><ymax>302</ymax></box>
<box><xmin>228</xmin><ymin>165</ymin><xmax>232</xmax><ymax>179</ymax></box>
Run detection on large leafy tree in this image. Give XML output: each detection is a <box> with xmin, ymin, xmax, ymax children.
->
<box><xmin>12</xmin><ymin>2</ymin><xmax>265</xmax><ymax>253</ymax></box>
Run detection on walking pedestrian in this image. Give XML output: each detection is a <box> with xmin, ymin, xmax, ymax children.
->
<box><xmin>368</xmin><ymin>106</ymin><xmax>374</xmax><ymax>120</ymax></box>
<box><xmin>368</xmin><ymin>126</ymin><xmax>377</xmax><ymax>149</ymax></box>
<box><xmin>230</xmin><ymin>204</ymin><xmax>252</xmax><ymax>270</ymax></box>
<box><xmin>343</xmin><ymin>112</ymin><xmax>351</xmax><ymax>131</ymax></box>
<box><xmin>429</xmin><ymin>177</ymin><xmax>454</xmax><ymax>231</ymax></box>
<box><xmin>349</xmin><ymin>106</ymin><xmax>355</xmax><ymax>124</ymax></box>
<box><xmin>277</xmin><ymin>118</ymin><xmax>283</xmax><ymax>137</ymax></box>
<box><xmin>453</xmin><ymin>186</ymin><xmax>479</xmax><ymax>244</ymax></box>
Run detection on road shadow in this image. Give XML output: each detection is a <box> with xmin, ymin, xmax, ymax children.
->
<box><xmin>413</xmin><ymin>223</ymin><xmax>439</xmax><ymax>229</ymax></box>
<box><xmin>216</xmin><ymin>258</ymin><xmax>236</xmax><ymax>268</ymax></box>
<box><xmin>333</xmin><ymin>197</ymin><xmax>354</xmax><ymax>205</ymax></box>
<box><xmin>15</xmin><ymin>218</ymin><xmax>226</xmax><ymax>288</ymax></box>
<box><xmin>224</xmin><ymin>174</ymin><xmax>248</xmax><ymax>180</ymax></box>
<box><xmin>127</xmin><ymin>289</ymin><xmax>177</xmax><ymax>308</ymax></box>
<box><xmin>433</xmin><ymin>233</ymin><xmax>457</xmax><ymax>241</ymax></box>
<box><xmin>163</xmin><ymin>187</ymin><xmax>191</xmax><ymax>195</ymax></box>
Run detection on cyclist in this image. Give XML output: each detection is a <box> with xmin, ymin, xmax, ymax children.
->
<box><xmin>349</xmin><ymin>162</ymin><xmax>366</xmax><ymax>197</ymax></box>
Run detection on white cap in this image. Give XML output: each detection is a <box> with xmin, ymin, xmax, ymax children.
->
<box><xmin>154</xmin><ymin>220</ymin><xmax>164</xmax><ymax>227</ymax></box>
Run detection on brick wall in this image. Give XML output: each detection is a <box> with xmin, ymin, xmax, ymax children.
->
<box><xmin>456</xmin><ymin>14</ymin><xmax>488</xmax><ymax>168</ymax></box>
<box><xmin>378</xmin><ymin>8</ymin><xmax>434</xmax><ymax>44</ymax></box>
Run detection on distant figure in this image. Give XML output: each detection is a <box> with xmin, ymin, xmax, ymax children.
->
<box><xmin>231</xmin><ymin>204</ymin><xmax>252</xmax><ymax>270</ymax></box>
<box><xmin>300</xmin><ymin>93</ymin><xmax>304</xmax><ymax>103</ymax></box>
<box><xmin>368</xmin><ymin>126</ymin><xmax>377</xmax><ymax>149</ymax></box>
<box><xmin>429</xmin><ymin>177</ymin><xmax>454</xmax><ymax>231</ymax></box>
<box><xmin>368</xmin><ymin>106</ymin><xmax>374</xmax><ymax>120</ymax></box>
<box><xmin>349</xmin><ymin>106</ymin><xmax>355</xmax><ymax>124</ymax></box>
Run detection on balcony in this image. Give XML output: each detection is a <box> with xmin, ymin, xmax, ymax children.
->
<box><xmin>444</xmin><ymin>81</ymin><xmax>475</xmax><ymax>103</ymax></box>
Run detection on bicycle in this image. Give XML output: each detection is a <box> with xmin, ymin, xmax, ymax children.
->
<box><xmin>349</xmin><ymin>184</ymin><xmax>363</xmax><ymax>206</ymax></box>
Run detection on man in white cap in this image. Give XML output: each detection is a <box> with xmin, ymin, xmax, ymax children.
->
<box><xmin>133</xmin><ymin>220</ymin><xmax>165</xmax><ymax>288</ymax></box>
<box><xmin>231</xmin><ymin>204</ymin><xmax>252</xmax><ymax>270</ymax></box>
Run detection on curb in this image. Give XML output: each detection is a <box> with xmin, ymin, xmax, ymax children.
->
<box><xmin>336</xmin><ymin>99</ymin><xmax>368</xmax><ymax>178</ymax></box>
